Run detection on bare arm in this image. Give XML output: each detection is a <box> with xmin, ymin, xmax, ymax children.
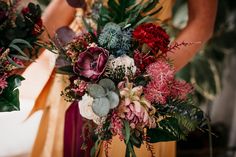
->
<box><xmin>168</xmin><ymin>0</ymin><xmax>218</xmax><ymax>71</ymax></box>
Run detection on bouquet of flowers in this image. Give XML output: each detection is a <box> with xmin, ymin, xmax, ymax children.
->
<box><xmin>52</xmin><ymin>0</ymin><xmax>207</xmax><ymax>156</ymax></box>
<box><xmin>0</xmin><ymin>0</ymin><xmax>43</xmax><ymax>112</ymax></box>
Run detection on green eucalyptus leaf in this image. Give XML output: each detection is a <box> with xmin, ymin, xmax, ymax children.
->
<box><xmin>107</xmin><ymin>91</ymin><xmax>119</xmax><ymax>109</ymax></box>
<box><xmin>88</xmin><ymin>84</ymin><xmax>106</xmax><ymax>98</ymax></box>
<box><xmin>98</xmin><ymin>78</ymin><xmax>116</xmax><ymax>91</ymax></box>
<box><xmin>92</xmin><ymin>97</ymin><xmax>110</xmax><ymax>117</ymax></box>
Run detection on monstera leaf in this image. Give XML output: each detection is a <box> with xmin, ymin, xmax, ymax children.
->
<box><xmin>0</xmin><ymin>75</ymin><xmax>25</xmax><ymax>112</ymax></box>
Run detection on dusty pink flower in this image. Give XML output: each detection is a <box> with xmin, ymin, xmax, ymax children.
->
<box><xmin>170</xmin><ymin>80</ymin><xmax>193</xmax><ymax>100</ymax></box>
<box><xmin>73</xmin><ymin>46</ymin><xmax>109</xmax><ymax>80</ymax></box>
<box><xmin>0</xmin><ymin>74</ymin><xmax>8</xmax><ymax>93</ymax></box>
<box><xmin>118</xmin><ymin>80</ymin><xmax>156</xmax><ymax>129</ymax></box>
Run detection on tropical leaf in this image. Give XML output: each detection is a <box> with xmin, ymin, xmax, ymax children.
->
<box><xmin>0</xmin><ymin>75</ymin><xmax>25</xmax><ymax>112</ymax></box>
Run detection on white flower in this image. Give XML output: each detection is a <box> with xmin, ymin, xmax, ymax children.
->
<box><xmin>108</xmin><ymin>55</ymin><xmax>137</xmax><ymax>75</ymax></box>
<box><xmin>78</xmin><ymin>94</ymin><xmax>101</xmax><ymax>124</ymax></box>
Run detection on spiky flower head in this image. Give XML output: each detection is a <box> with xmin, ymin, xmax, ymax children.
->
<box><xmin>98</xmin><ymin>22</ymin><xmax>132</xmax><ymax>56</ymax></box>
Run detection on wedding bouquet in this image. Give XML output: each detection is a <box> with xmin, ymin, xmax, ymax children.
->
<box><xmin>52</xmin><ymin>0</ymin><xmax>206</xmax><ymax>156</ymax></box>
<box><xmin>0</xmin><ymin>0</ymin><xmax>43</xmax><ymax>111</ymax></box>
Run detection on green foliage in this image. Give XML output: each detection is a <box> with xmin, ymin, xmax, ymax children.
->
<box><xmin>0</xmin><ymin>75</ymin><xmax>24</xmax><ymax>112</ymax></box>
<box><xmin>92</xmin><ymin>97</ymin><xmax>110</xmax><ymax>117</ymax></box>
<box><xmin>88</xmin><ymin>79</ymin><xmax>120</xmax><ymax>117</ymax></box>
<box><xmin>147</xmin><ymin>98</ymin><xmax>206</xmax><ymax>143</ymax></box>
<box><xmin>96</xmin><ymin>0</ymin><xmax>162</xmax><ymax>29</ymax></box>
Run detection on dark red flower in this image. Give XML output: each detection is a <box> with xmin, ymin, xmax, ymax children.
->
<box><xmin>73</xmin><ymin>46</ymin><xmax>109</xmax><ymax>80</ymax></box>
<box><xmin>32</xmin><ymin>18</ymin><xmax>43</xmax><ymax>35</ymax></box>
<box><xmin>133</xmin><ymin>50</ymin><xmax>156</xmax><ymax>73</ymax></box>
<box><xmin>133</xmin><ymin>23</ymin><xmax>170</xmax><ymax>54</ymax></box>
<box><xmin>21</xmin><ymin>7</ymin><xmax>30</xmax><ymax>15</ymax></box>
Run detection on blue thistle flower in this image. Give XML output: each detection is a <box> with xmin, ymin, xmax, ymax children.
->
<box><xmin>98</xmin><ymin>22</ymin><xmax>132</xmax><ymax>56</ymax></box>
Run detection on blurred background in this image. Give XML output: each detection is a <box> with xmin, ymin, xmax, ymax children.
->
<box><xmin>0</xmin><ymin>0</ymin><xmax>236</xmax><ymax>157</ymax></box>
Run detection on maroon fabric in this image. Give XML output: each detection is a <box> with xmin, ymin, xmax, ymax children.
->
<box><xmin>64</xmin><ymin>101</ymin><xmax>92</xmax><ymax>157</ymax></box>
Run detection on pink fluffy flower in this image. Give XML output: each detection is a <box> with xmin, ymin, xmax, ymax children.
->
<box><xmin>111</xmin><ymin>111</ymin><xmax>124</xmax><ymax>140</ymax></box>
<box><xmin>144</xmin><ymin>60</ymin><xmax>193</xmax><ymax>104</ymax></box>
<box><xmin>0</xmin><ymin>74</ymin><xmax>8</xmax><ymax>93</ymax></box>
<box><xmin>144</xmin><ymin>80</ymin><xmax>170</xmax><ymax>105</ymax></box>
<box><xmin>144</xmin><ymin>61</ymin><xmax>174</xmax><ymax>104</ymax></box>
<box><xmin>146</xmin><ymin>60</ymin><xmax>174</xmax><ymax>82</ymax></box>
<box><xmin>170</xmin><ymin>80</ymin><xmax>193</xmax><ymax>100</ymax></box>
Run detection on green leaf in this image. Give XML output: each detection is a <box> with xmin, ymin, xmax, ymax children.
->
<box><xmin>0</xmin><ymin>75</ymin><xmax>25</xmax><ymax>112</ymax></box>
<box><xmin>87</xmin><ymin>84</ymin><xmax>106</xmax><ymax>98</ymax></box>
<box><xmin>108</xmin><ymin>0</ymin><xmax>120</xmax><ymax>13</ymax></box>
<box><xmin>10</xmin><ymin>39</ymin><xmax>33</xmax><ymax>49</ymax></box>
<box><xmin>10</xmin><ymin>54</ymin><xmax>33</xmax><ymax>61</ymax></box>
<box><xmin>9</xmin><ymin>44</ymin><xmax>29</xmax><ymax>58</ymax></box>
<box><xmin>98</xmin><ymin>78</ymin><xmax>116</xmax><ymax>91</ymax></box>
<box><xmin>142</xmin><ymin>0</ymin><xmax>159</xmax><ymax>13</ymax></box>
<box><xmin>146</xmin><ymin>117</ymin><xmax>184</xmax><ymax>143</ymax></box>
<box><xmin>92</xmin><ymin>97</ymin><xmax>110</xmax><ymax>117</ymax></box>
<box><xmin>130</xmin><ymin>135</ymin><xmax>142</xmax><ymax>148</ymax></box>
<box><xmin>107</xmin><ymin>91</ymin><xmax>119</xmax><ymax>109</ymax></box>
<box><xmin>56</xmin><ymin>65</ymin><xmax>74</xmax><ymax>75</ymax></box>
<box><xmin>127</xmin><ymin>142</ymin><xmax>136</xmax><ymax>157</ymax></box>
<box><xmin>7</xmin><ymin>56</ymin><xmax>24</xmax><ymax>68</ymax></box>
<box><xmin>82</xmin><ymin>17</ymin><xmax>97</xmax><ymax>40</ymax></box>
<box><xmin>124</xmin><ymin>120</ymin><xmax>131</xmax><ymax>144</ymax></box>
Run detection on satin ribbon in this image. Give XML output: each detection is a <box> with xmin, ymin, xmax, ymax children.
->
<box><xmin>64</xmin><ymin>101</ymin><xmax>93</xmax><ymax>157</ymax></box>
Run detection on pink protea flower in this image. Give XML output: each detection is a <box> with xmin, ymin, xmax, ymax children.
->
<box><xmin>0</xmin><ymin>74</ymin><xmax>8</xmax><ymax>93</ymax></box>
<box><xmin>111</xmin><ymin>111</ymin><xmax>124</xmax><ymax>140</ymax></box>
<box><xmin>118</xmin><ymin>80</ymin><xmax>156</xmax><ymax>129</ymax></box>
<box><xmin>170</xmin><ymin>80</ymin><xmax>193</xmax><ymax>100</ymax></box>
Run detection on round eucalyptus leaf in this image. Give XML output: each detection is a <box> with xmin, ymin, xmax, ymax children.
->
<box><xmin>88</xmin><ymin>84</ymin><xmax>106</xmax><ymax>98</ymax></box>
<box><xmin>107</xmin><ymin>91</ymin><xmax>119</xmax><ymax>109</ymax></box>
<box><xmin>99</xmin><ymin>78</ymin><xmax>116</xmax><ymax>91</ymax></box>
<box><xmin>92</xmin><ymin>97</ymin><xmax>110</xmax><ymax>117</ymax></box>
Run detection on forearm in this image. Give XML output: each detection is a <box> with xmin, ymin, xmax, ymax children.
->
<box><xmin>168</xmin><ymin>0</ymin><xmax>218</xmax><ymax>71</ymax></box>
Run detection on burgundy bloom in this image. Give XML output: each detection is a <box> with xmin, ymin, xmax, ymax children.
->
<box><xmin>32</xmin><ymin>18</ymin><xmax>43</xmax><ymax>35</ymax></box>
<box><xmin>133</xmin><ymin>23</ymin><xmax>170</xmax><ymax>54</ymax></box>
<box><xmin>21</xmin><ymin>7</ymin><xmax>30</xmax><ymax>15</ymax></box>
<box><xmin>73</xmin><ymin>46</ymin><xmax>109</xmax><ymax>80</ymax></box>
<box><xmin>133</xmin><ymin>50</ymin><xmax>156</xmax><ymax>73</ymax></box>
